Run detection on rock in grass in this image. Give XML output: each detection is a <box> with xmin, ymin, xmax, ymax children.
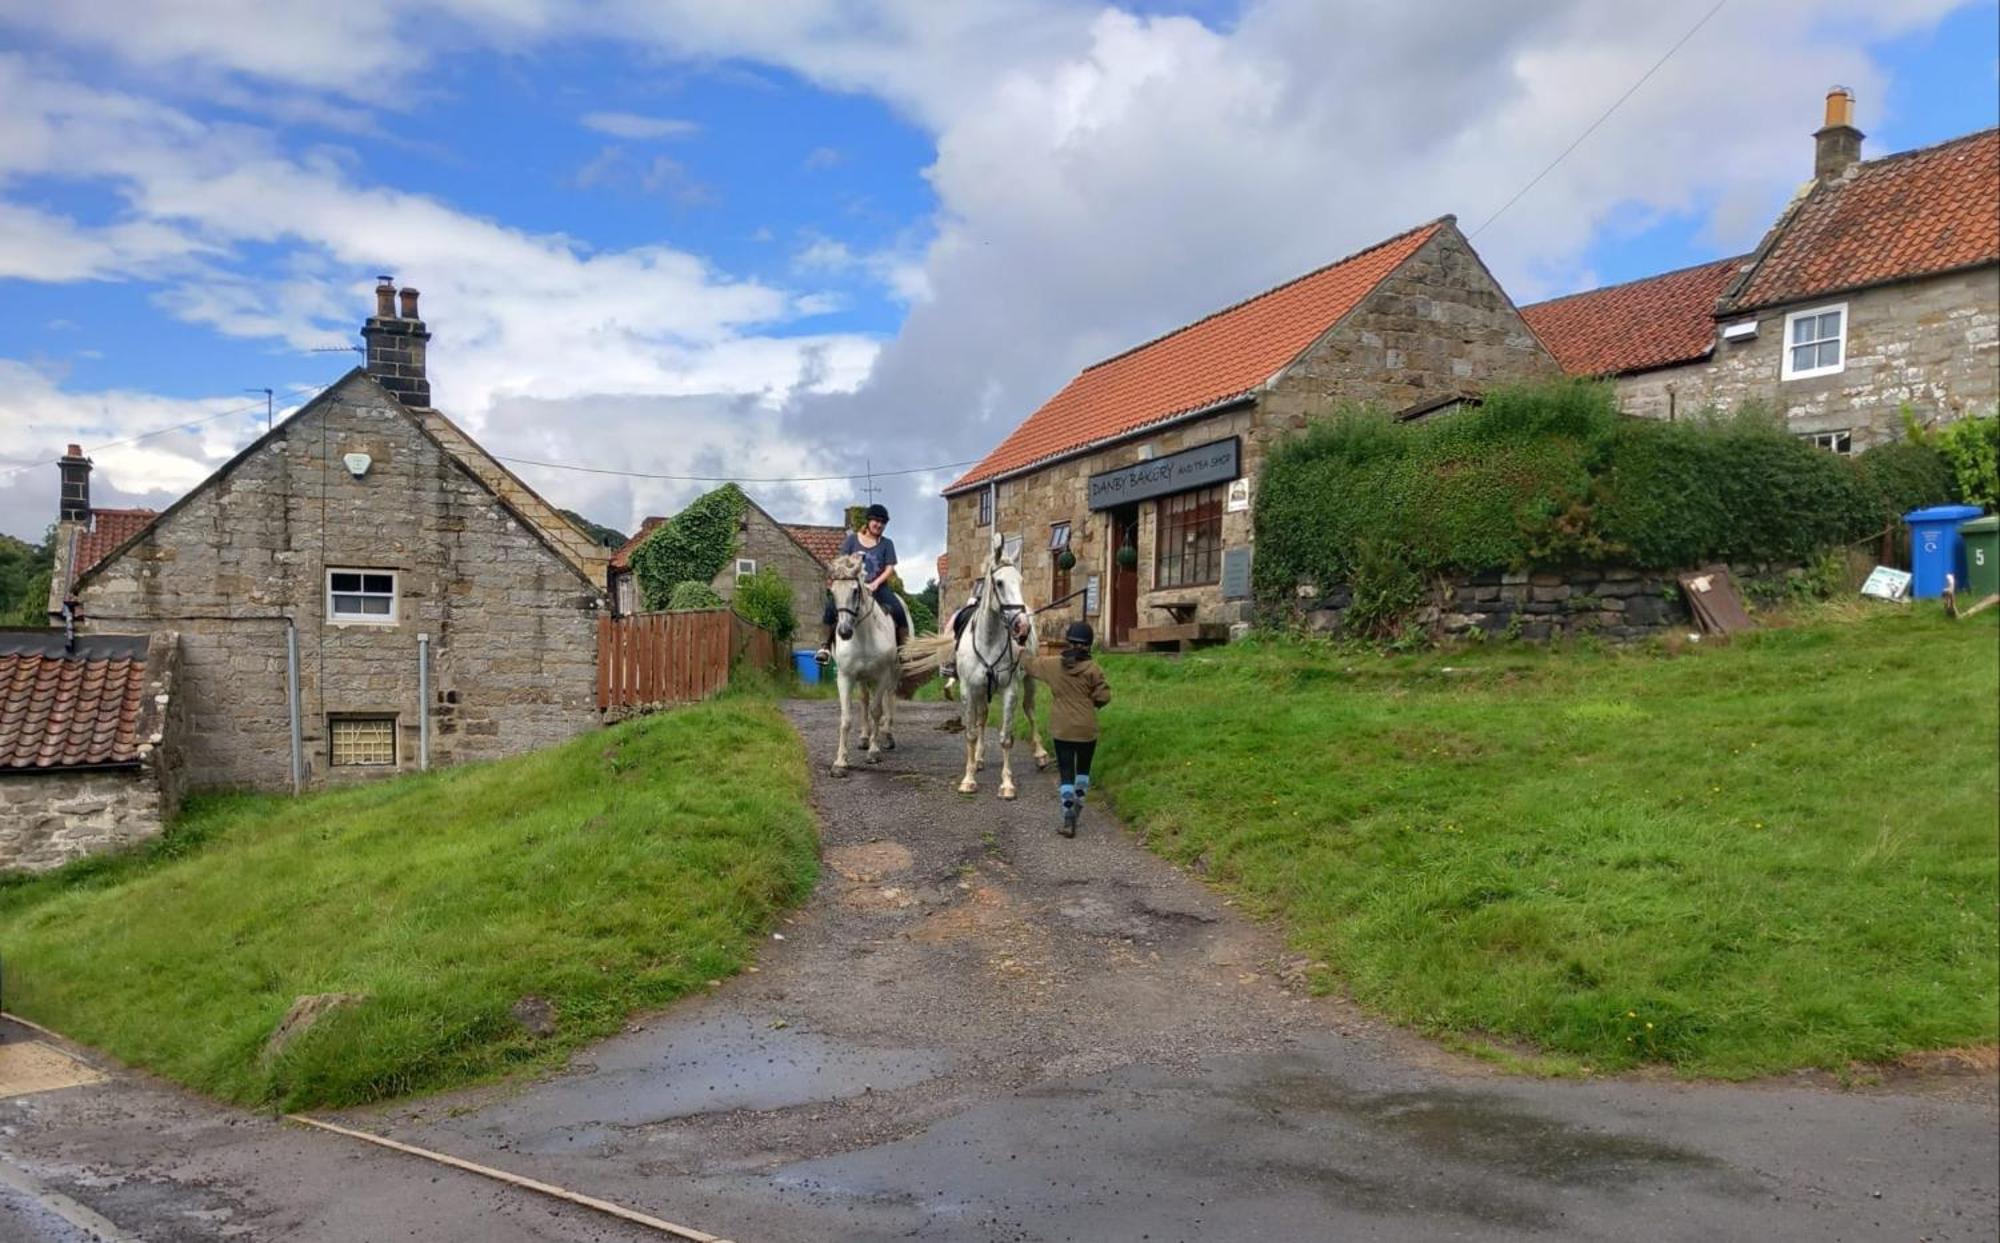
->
<box><xmin>264</xmin><ymin>993</ymin><xmax>364</xmax><ymax>1062</ymax></box>
<box><xmin>510</xmin><ymin>994</ymin><xmax>558</xmax><ymax>1038</ymax></box>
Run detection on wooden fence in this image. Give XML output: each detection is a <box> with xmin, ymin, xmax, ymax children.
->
<box><xmin>596</xmin><ymin>609</ymin><xmax>784</xmax><ymax>711</ymax></box>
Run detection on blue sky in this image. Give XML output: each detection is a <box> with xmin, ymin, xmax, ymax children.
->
<box><xmin>2</xmin><ymin>0</ymin><xmax>1996</xmax><ymax>571</ymax></box>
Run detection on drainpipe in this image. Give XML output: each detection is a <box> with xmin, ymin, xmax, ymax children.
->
<box><xmin>417</xmin><ymin>632</ymin><xmax>431</xmax><ymax>771</ymax></box>
<box><xmin>285</xmin><ymin>621</ymin><xmax>304</xmax><ymax>795</ymax></box>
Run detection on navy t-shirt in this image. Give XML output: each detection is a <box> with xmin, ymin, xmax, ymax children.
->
<box><xmin>842</xmin><ymin>532</ymin><xmax>897</xmax><ymax>583</ymax></box>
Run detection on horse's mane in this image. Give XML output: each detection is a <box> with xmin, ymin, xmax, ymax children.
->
<box><xmin>828</xmin><ymin>552</ymin><xmax>865</xmax><ymax>578</ymax></box>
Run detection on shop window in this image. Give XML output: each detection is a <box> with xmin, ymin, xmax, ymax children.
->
<box><xmin>1156</xmin><ymin>485</ymin><xmax>1224</xmax><ymax>588</ymax></box>
<box><xmin>329</xmin><ymin>716</ymin><xmax>397</xmax><ymax>767</ymax></box>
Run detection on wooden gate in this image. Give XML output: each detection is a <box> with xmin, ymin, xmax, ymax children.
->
<box><xmin>596</xmin><ymin>610</ymin><xmax>783</xmax><ymax>710</ymax></box>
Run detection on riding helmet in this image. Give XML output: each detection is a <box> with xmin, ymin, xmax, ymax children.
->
<box><xmin>865</xmin><ymin>503</ymin><xmax>890</xmax><ymax>524</ymax></box>
<box><xmin>1064</xmin><ymin>620</ymin><xmax>1094</xmax><ymax>648</ymax></box>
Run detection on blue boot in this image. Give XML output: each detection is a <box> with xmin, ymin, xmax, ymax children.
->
<box><xmin>1059</xmin><ymin>784</ymin><xmax>1078</xmax><ymax>837</ymax></box>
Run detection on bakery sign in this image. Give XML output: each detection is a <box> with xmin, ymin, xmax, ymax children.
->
<box><xmin>1087</xmin><ymin>437</ymin><xmax>1241</xmax><ymax>511</ymax></box>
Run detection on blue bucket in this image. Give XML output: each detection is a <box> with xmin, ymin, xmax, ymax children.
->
<box><xmin>792</xmin><ymin>650</ymin><xmax>821</xmax><ymax>685</ymax></box>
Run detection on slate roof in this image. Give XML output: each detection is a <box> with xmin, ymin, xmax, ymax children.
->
<box><xmin>74</xmin><ymin>508</ymin><xmax>157</xmax><ymax>577</ymax></box>
<box><xmin>0</xmin><ymin>632</ymin><xmax>151</xmax><ymax>771</ymax></box>
<box><xmin>1725</xmin><ymin>128</ymin><xmax>1999</xmax><ymax>312</ymax></box>
<box><xmin>782</xmin><ymin>524</ymin><xmax>847</xmax><ymax>567</ymax></box>
<box><xmin>946</xmin><ymin>218</ymin><xmax>1447</xmax><ymax>493</ymax></box>
<box><xmin>1520</xmin><ymin>256</ymin><xmax>1747</xmax><ymax>378</ymax></box>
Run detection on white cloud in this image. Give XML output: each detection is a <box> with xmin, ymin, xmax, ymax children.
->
<box><xmin>580</xmin><ymin>111</ymin><xmax>700</xmax><ymax>140</ymax></box>
<box><xmin>803</xmin><ymin>145</ymin><xmax>844</xmax><ymax>170</ymax></box>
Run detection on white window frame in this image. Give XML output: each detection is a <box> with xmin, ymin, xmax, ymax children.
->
<box><xmin>1048</xmin><ymin>521</ymin><xmax>1071</xmax><ymax>552</ymax></box>
<box><xmin>1780</xmin><ymin>302</ymin><xmax>1847</xmax><ymax>381</ymax></box>
<box><xmin>327</xmin><ymin>568</ymin><xmax>398</xmax><ymax>624</ymax></box>
<box><xmin>735</xmin><ymin>558</ymin><xmax>757</xmax><ymax>581</ymax></box>
<box><xmin>977</xmin><ymin>488</ymin><xmax>993</xmax><ymax>527</ymax></box>
<box><xmin>328</xmin><ymin>715</ymin><xmax>398</xmax><ymax>768</ymax></box>
<box><xmin>1804</xmin><ymin>429</ymin><xmax>1853</xmax><ymax>455</ymax></box>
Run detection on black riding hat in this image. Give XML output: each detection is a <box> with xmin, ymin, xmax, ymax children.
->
<box><xmin>865</xmin><ymin>503</ymin><xmax>890</xmax><ymax>523</ymax></box>
<box><xmin>1064</xmin><ymin>620</ymin><xmax>1094</xmax><ymax>648</ymax></box>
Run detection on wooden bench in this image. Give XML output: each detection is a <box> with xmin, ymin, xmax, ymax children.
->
<box><xmin>1149</xmin><ymin>598</ymin><xmax>1201</xmax><ymax>625</ymax></box>
<box><xmin>1128</xmin><ymin>621</ymin><xmax>1230</xmax><ymax>653</ymax></box>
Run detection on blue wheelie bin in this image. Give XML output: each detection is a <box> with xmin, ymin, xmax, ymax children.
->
<box><xmin>1904</xmin><ymin>504</ymin><xmax>1985</xmax><ymax>597</ymax></box>
<box><xmin>792</xmin><ymin>649</ymin><xmax>822</xmax><ymax>685</ymax></box>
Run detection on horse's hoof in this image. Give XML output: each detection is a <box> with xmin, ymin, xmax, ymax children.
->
<box><xmin>866</xmin><ymin>751</ymin><xmax>881</xmax><ymax>765</ymax></box>
<box><xmin>882</xmin><ymin>735</ymin><xmax>896</xmax><ymax>751</ymax></box>
<box><xmin>1035</xmin><ymin>755</ymin><xmax>1050</xmax><ymax>771</ymax></box>
<box><xmin>999</xmin><ymin>786</ymin><xmax>1017</xmax><ymax>801</ymax></box>
<box><xmin>957</xmin><ymin>780</ymin><xmax>977</xmax><ymax>794</ymax></box>
<box><xmin>831</xmin><ymin>765</ymin><xmax>849</xmax><ymax>778</ymax></box>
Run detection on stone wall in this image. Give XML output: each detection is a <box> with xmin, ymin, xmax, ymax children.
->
<box><xmin>0</xmin><ymin>769</ymin><xmax>166</xmax><ymax>872</ymax></box>
<box><xmin>75</xmin><ymin>372</ymin><xmax>603</xmax><ymax>790</ymax></box>
<box><xmin>707</xmin><ymin>507</ymin><xmax>827</xmax><ymax>646</ymax></box>
<box><xmin>1293</xmin><ymin>563</ymin><xmax>1801</xmax><ymax>643</ymax></box>
<box><xmin>1613</xmin><ymin>267</ymin><xmax>2000</xmax><ymax>446</ymax></box>
<box><xmin>945</xmin><ymin>222</ymin><xmax>1558</xmax><ymax>639</ymax></box>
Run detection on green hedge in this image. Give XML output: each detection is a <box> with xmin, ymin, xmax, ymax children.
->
<box><xmin>1254</xmin><ymin>382</ymin><xmax>1962</xmax><ymax>602</ymax></box>
<box><xmin>731</xmin><ymin>567</ymin><xmax>796</xmax><ymax>643</ymax></box>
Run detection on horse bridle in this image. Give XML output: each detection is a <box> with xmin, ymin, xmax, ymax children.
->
<box><xmin>832</xmin><ymin>566</ymin><xmax>877</xmax><ymax>631</ymax></box>
<box><xmin>968</xmin><ymin>565</ymin><xmax>1027</xmax><ymax>695</ymax></box>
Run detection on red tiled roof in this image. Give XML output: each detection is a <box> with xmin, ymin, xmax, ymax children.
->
<box><xmin>1728</xmin><ymin>129</ymin><xmax>2000</xmax><ymax>312</ymax></box>
<box><xmin>782</xmin><ymin>524</ymin><xmax>848</xmax><ymax>566</ymax></box>
<box><xmin>608</xmin><ymin>517</ymin><xmax>667</xmax><ymax>571</ymax></box>
<box><xmin>76</xmin><ymin>508</ymin><xmax>157</xmax><ymax>576</ymax></box>
<box><xmin>1520</xmin><ymin>256</ymin><xmax>1746</xmax><ymax>377</ymax></box>
<box><xmin>0</xmin><ymin>632</ymin><xmax>150</xmax><ymax>770</ymax></box>
<box><xmin>946</xmin><ymin>218</ymin><xmax>1447</xmax><ymax>492</ymax></box>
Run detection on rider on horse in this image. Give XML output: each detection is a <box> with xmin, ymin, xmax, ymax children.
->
<box><xmin>816</xmin><ymin>503</ymin><xmax>910</xmax><ymax>665</ymax></box>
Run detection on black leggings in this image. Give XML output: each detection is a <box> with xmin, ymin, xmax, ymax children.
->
<box><xmin>1054</xmin><ymin>739</ymin><xmax>1097</xmax><ymax>786</ymax></box>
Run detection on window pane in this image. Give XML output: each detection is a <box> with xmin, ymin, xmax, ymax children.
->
<box><xmin>331</xmin><ymin>594</ymin><xmax>361</xmax><ymax>613</ymax></box>
<box><xmin>361</xmin><ymin>596</ymin><xmax>392</xmax><ymax>615</ymax></box>
<box><xmin>1048</xmin><ymin>523</ymin><xmax>1069</xmax><ymax>551</ymax></box>
<box><xmin>1792</xmin><ymin>344</ymin><xmax>1816</xmax><ymax>372</ymax></box>
<box><xmin>1817</xmin><ymin>311</ymin><xmax>1841</xmax><ymax>339</ymax></box>
<box><xmin>331</xmin><ymin>572</ymin><xmax>360</xmax><ymax>592</ymax></box>
<box><xmin>1792</xmin><ymin>317</ymin><xmax>1814</xmax><ymax>344</ymax></box>
<box><xmin>1816</xmin><ymin>341</ymin><xmax>1839</xmax><ymax>368</ymax></box>
<box><xmin>362</xmin><ymin>574</ymin><xmax>394</xmax><ymax>594</ymax></box>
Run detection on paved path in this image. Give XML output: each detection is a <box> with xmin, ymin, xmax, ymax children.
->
<box><xmin>3</xmin><ymin>697</ymin><xmax>1995</xmax><ymax>1240</ymax></box>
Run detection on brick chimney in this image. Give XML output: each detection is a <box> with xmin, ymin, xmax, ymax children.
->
<box><xmin>58</xmin><ymin>443</ymin><xmax>91</xmax><ymax>522</ymax></box>
<box><xmin>360</xmin><ymin>275</ymin><xmax>432</xmax><ymax>408</ymax></box>
<box><xmin>1814</xmin><ymin>86</ymin><xmax>1864</xmax><ymax>180</ymax></box>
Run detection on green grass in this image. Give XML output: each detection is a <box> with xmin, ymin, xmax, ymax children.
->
<box><xmin>1092</xmin><ymin>607</ymin><xmax>1999</xmax><ymax>1078</ymax></box>
<box><xmin>0</xmin><ymin>696</ymin><xmax>817</xmax><ymax>1110</ymax></box>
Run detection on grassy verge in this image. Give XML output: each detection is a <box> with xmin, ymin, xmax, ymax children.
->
<box><xmin>0</xmin><ymin>696</ymin><xmax>816</xmax><ymax>1109</ymax></box>
<box><xmin>1094</xmin><ymin>608</ymin><xmax>1998</xmax><ymax>1078</ymax></box>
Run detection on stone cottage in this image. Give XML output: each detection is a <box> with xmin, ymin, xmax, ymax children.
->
<box><xmin>56</xmin><ymin>281</ymin><xmax>612</xmax><ymax>790</ymax></box>
<box><xmin>1522</xmin><ymin>90</ymin><xmax>1999</xmax><ymax>451</ymax></box>
<box><xmin>608</xmin><ymin>498</ymin><xmax>844</xmax><ymax>635</ymax></box>
<box><xmin>0</xmin><ymin>629</ymin><xmax>186</xmax><ymax>872</ymax></box>
<box><xmin>942</xmin><ymin>216</ymin><xmax>1558</xmax><ymax>646</ymax></box>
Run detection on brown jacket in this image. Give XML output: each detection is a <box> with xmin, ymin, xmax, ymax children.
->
<box><xmin>1025</xmin><ymin>652</ymin><xmax>1112</xmax><ymax>742</ymax></box>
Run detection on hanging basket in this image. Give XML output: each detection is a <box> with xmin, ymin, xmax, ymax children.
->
<box><xmin>1057</xmin><ymin>549</ymin><xmax>1078</xmax><ymax>572</ymax></box>
<box><xmin>1115</xmin><ymin>544</ymin><xmax>1138</xmax><ymax>568</ymax></box>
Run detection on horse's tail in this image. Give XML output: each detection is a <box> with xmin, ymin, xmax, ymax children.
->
<box><xmin>899</xmin><ymin>632</ymin><xmax>955</xmax><ymax>681</ymax></box>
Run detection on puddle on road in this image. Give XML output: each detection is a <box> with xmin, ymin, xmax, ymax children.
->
<box><xmin>441</xmin><ymin>1012</ymin><xmax>949</xmax><ymax>1154</ymax></box>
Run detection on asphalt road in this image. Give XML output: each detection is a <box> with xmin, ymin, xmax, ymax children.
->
<box><xmin>3</xmin><ymin>697</ymin><xmax>1994</xmax><ymax>1241</ymax></box>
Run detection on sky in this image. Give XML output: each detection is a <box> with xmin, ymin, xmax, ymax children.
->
<box><xmin>2</xmin><ymin>0</ymin><xmax>1996</xmax><ymax>582</ymax></box>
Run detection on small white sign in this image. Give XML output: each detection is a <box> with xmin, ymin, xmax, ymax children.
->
<box><xmin>1084</xmin><ymin>574</ymin><xmax>1100</xmax><ymax>616</ymax></box>
<box><xmin>1225</xmin><ymin>478</ymin><xmax>1251</xmax><ymax>513</ymax></box>
<box><xmin>1860</xmin><ymin>566</ymin><xmax>1912</xmax><ymax>601</ymax></box>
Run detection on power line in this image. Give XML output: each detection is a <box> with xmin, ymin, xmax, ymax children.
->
<box><xmin>0</xmin><ymin>398</ymin><xmax>278</xmax><ymax>482</ymax></box>
<box><xmin>1469</xmin><ymin>0</ymin><xmax>1731</xmax><ymax>238</ymax></box>
<box><xmin>491</xmin><ymin>453</ymin><xmax>981</xmax><ymax>485</ymax></box>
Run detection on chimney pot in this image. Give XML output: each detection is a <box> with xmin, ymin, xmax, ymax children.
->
<box><xmin>398</xmin><ymin>287</ymin><xmax>421</xmax><ymax>320</ymax></box>
<box><xmin>374</xmin><ymin>276</ymin><xmax>396</xmax><ymax>319</ymax></box>
<box><xmin>66</xmin><ymin>443</ymin><xmax>81</xmax><ymax>457</ymax></box>
<box><xmin>1813</xmin><ymin>86</ymin><xmax>1864</xmax><ymax>180</ymax></box>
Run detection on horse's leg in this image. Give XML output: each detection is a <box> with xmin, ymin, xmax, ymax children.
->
<box><xmin>957</xmin><ymin>690</ymin><xmax>981</xmax><ymax>794</ymax></box>
<box><xmin>833</xmin><ymin>669</ymin><xmax>852</xmax><ymax>773</ymax></box>
<box><xmin>876</xmin><ymin>663</ymin><xmax>895</xmax><ymax>752</ymax></box>
<box><xmin>861</xmin><ymin>681</ymin><xmax>883</xmax><ymax>764</ymax></box>
<box><xmin>1022</xmin><ymin>673</ymin><xmax>1051</xmax><ymax>770</ymax></box>
<box><xmin>996</xmin><ymin>680</ymin><xmax>1018</xmax><ymax>800</ymax></box>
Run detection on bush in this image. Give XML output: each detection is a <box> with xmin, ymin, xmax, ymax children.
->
<box><xmin>1934</xmin><ymin>413</ymin><xmax>1999</xmax><ymax>511</ymax></box>
<box><xmin>731</xmin><ymin>567</ymin><xmax>796</xmax><ymax>643</ymax></box>
<box><xmin>666</xmin><ymin>581</ymin><xmax>724</xmax><ymax>611</ymax></box>
<box><xmin>906</xmin><ymin>592</ymin><xmax>937</xmax><ymax>637</ymax></box>
<box><xmin>631</xmin><ymin>485</ymin><xmax>747</xmax><ymax>611</ymax></box>
<box><xmin>1254</xmin><ymin>382</ymin><xmax>1963</xmax><ymax>611</ymax></box>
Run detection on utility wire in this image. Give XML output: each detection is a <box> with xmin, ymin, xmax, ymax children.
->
<box><xmin>1469</xmin><ymin>0</ymin><xmax>1730</xmax><ymax>238</ymax></box>
<box><xmin>0</xmin><ymin>398</ymin><xmax>277</xmax><ymax>482</ymax></box>
<box><xmin>492</xmin><ymin>454</ymin><xmax>981</xmax><ymax>484</ymax></box>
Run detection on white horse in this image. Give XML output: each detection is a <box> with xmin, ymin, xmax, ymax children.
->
<box><xmin>901</xmin><ymin>534</ymin><xmax>1049</xmax><ymax>799</ymax></box>
<box><xmin>827</xmin><ymin>552</ymin><xmax>902</xmax><ymax>773</ymax></box>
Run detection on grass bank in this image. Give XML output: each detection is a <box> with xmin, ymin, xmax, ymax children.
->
<box><xmin>1094</xmin><ymin>608</ymin><xmax>1998</xmax><ymax>1078</ymax></box>
<box><xmin>0</xmin><ymin>696</ymin><xmax>816</xmax><ymax>1109</ymax></box>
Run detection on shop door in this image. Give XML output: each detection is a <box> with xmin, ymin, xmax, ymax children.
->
<box><xmin>1110</xmin><ymin>506</ymin><xmax>1139</xmax><ymax>646</ymax></box>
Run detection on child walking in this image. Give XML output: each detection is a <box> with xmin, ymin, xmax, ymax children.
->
<box><xmin>1024</xmin><ymin>621</ymin><xmax>1112</xmax><ymax>837</ymax></box>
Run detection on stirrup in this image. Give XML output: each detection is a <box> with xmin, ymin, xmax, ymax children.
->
<box><xmin>814</xmin><ymin>647</ymin><xmax>831</xmax><ymax>666</ymax></box>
